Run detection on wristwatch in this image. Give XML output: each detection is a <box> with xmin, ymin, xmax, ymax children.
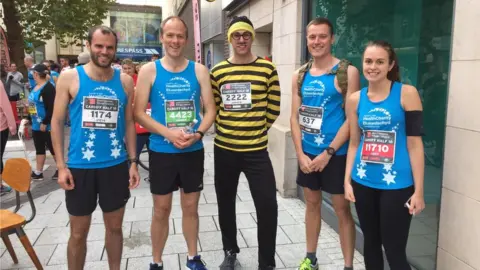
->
<box><xmin>128</xmin><ymin>157</ymin><xmax>138</xmax><ymax>164</ymax></box>
<box><xmin>326</xmin><ymin>147</ymin><xmax>336</xmax><ymax>156</ymax></box>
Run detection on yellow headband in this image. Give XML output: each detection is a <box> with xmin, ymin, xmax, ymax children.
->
<box><xmin>227</xmin><ymin>22</ymin><xmax>255</xmax><ymax>43</ymax></box>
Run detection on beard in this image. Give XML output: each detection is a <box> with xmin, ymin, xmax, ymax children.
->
<box><xmin>91</xmin><ymin>53</ymin><xmax>115</xmax><ymax>68</ymax></box>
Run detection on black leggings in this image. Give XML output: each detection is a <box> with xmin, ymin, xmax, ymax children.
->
<box><xmin>352</xmin><ymin>180</ymin><xmax>414</xmax><ymax>270</ymax></box>
<box><xmin>214</xmin><ymin>146</ymin><xmax>278</xmax><ymax>268</ymax></box>
<box><xmin>32</xmin><ymin>130</ymin><xmax>55</xmax><ymax>155</ymax></box>
<box><xmin>1</xmin><ymin>128</ymin><xmax>9</xmax><ymax>173</ymax></box>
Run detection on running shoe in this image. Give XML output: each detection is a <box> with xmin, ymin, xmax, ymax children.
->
<box><xmin>186</xmin><ymin>255</ymin><xmax>208</xmax><ymax>270</ymax></box>
<box><xmin>149</xmin><ymin>263</ymin><xmax>163</xmax><ymax>270</ymax></box>
<box><xmin>31</xmin><ymin>172</ymin><xmax>44</xmax><ymax>181</ymax></box>
<box><xmin>297</xmin><ymin>258</ymin><xmax>318</xmax><ymax>270</ymax></box>
<box><xmin>220</xmin><ymin>250</ymin><xmax>237</xmax><ymax>270</ymax></box>
<box><xmin>0</xmin><ymin>185</ymin><xmax>12</xmax><ymax>196</ymax></box>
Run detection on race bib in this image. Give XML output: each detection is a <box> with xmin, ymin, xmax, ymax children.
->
<box><xmin>165</xmin><ymin>100</ymin><xmax>195</xmax><ymax>129</ymax></box>
<box><xmin>361</xmin><ymin>130</ymin><xmax>396</xmax><ymax>164</ymax></box>
<box><xmin>28</xmin><ymin>102</ymin><xmax>37</xmax><ymax>115</ymax></box>
<box><xmin>221</xmin><ymin>82</ymin><xmax>252</xmax><ymax>111</ymax></box>
<box><xmin>299</xmin><ymin>105</ymin><xmax>324</xmax><ymax>134</ymax></box>
<box><xmin>82</xmin><ymin>97</ymin><xmax>119</xmax><ymax>129</ymax></box>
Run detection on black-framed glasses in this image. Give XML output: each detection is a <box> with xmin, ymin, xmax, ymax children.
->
<box><xmin>231</xmin><ymin>32</ymin><xmax>252</xmax><ymax>41</ymax></box>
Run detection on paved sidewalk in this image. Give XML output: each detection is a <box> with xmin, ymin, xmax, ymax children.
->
<box><xmin>0</xmin><ymin>135</ymin><xmax>365</xmax><ymax>270</ymax></box>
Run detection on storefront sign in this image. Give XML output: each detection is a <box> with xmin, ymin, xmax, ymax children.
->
<box><xmin>116</xmin><ymin>46</ymin><xmax>162</xmax><ymax>59</ymax></box>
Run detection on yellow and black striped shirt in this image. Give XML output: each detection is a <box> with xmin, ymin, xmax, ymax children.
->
<box><xmin>210</xmin><ymin>57</ymin><xmax>281</xmax><ymax>152</ymax></box>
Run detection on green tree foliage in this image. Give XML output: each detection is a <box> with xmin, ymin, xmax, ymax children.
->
<box><xmin>14</xmin><ymin>0</ymin><xmax>116</xmax><ymax>51</ymax></box>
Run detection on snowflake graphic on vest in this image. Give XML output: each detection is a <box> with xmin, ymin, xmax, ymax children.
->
<box><xmin>82</xmin><ymin>128</ymin><xmax>96</xmax><ymax>161</ymax></box>
<box><xmin>311</xmin><ymin>96</ymin><xmax>331</xmax><ymax>146</ymax></box>
<box><xmin>110</xmin><ymin>131</ymin><xmax>121</xmax><ymax>159</ymax></box>
<box><xmin>356</xmin><ymin>161</ymin><xmax>367</xmax><ymax>179</ymax></box>
<box><xmin>381</xmin><ymin>123</ymin><xmax>400</xmax><ymax>185</ymax></box>
<box><xmin>314</xmin><ymin>134</ymin><xmax>325</xmax><ymax>146</ymax></box>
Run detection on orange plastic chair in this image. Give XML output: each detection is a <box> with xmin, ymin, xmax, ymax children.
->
<box><xmin>0</xmin><ymin>158</ymin><xmax>43</xmax><ymax>270</ymax></box>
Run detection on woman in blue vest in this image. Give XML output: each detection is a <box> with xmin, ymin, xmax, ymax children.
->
<box><xmin>28</xmin><ymin>64</ymin><xmax>58</xmax><ymax>181</ymax></box>
<box><xmin>344</xmin><ymin>40</ymin><xmax>425</xmax><ymax>270</ymax></box>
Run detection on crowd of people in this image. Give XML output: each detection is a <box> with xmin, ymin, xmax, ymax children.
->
<box><xmin>0</xmin><ymin>14</ymin><xmax>425</xmax><ymax>270</ymax></box>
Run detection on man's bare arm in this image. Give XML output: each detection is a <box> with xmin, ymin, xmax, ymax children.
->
<box><xmin>195</xmin><ymin>63</ymin><xmax>216</xmax><ymax>134</ymax></box>
<box><xmin>51</xmin><ymin>70</ymin><xmax>76</xmax><ymax>169</ymax></box>
<box><xmin>133</xmin><ymin>62</ymin><xmax>172</xmax><ymax>139</ymax></box>
<box><xmin>327</xmin><ymin>65</ymin><xmax>361</xmax><ymax>151</ymax></box>
<box><xmin>290</xmin><ymin>71</ymin><xmax>304</xmax><ymax>156</ymax></box>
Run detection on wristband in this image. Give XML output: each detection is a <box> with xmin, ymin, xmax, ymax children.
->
<box><xmin>128</xmin><ymin>158</ymin><xmax>138</xmax><ymax>164</ymax></box>
<box><xmin>195</xmin><ymin>130</ymin><xmax>205</xmax><ymax>139</ymax></box>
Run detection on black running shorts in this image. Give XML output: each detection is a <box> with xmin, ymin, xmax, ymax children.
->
<box><xmin>66</xmin><ymin>161</ymin><xmax>130</xmax><ymax>216</ymax></box>
<box><xmin>149</xmin><ymin>149</ymin><xmax>205</xmax><ymax>195</ymax></box>
<box><xmin>296</xmin><ymin>153</ymin><xmax>347</xmax><ymax>194</ymax></box>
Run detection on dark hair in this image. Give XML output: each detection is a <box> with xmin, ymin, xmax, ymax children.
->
<box><xmin>307</xmin><ymin>17</ymin><xmax>334</xmax><ymax>36</ymax></box>
<box><xmin>229</xmin><ymin>16</ymin><xmax>254</xmax><ymax>28</ymax></box>
<box><xmin>87</xmin><ymin>25</ymin><xmax>118</xmax><ymax>48</ymax></box>
<box><xmin>161</xmin><ymin>16</ymin><xmax>188</xmax><ymax>38</ymax></box>
<box><xmin>364</xmin><ymin>40</ymin><xmax>400</xmax><ymax>82</ymax></box>
<box><xmin>51</xmin><ymin>63</ymin><xmax>60</xmax><ymax>73</ymax></box>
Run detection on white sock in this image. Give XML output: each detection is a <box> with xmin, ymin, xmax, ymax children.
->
<box><xmin>188</xmin><ymin>255</ymin><xmax>197</xmax><ymax>260</ymax></box>
<box><xmin>35</xmin><ymin>170</ymin><xmax>42</xmax><ymax>175</ymax></box>
<box><xmin>152</xmin><ymin>261</ymin><xmax>163</xmax><ymax>266</ymax></box>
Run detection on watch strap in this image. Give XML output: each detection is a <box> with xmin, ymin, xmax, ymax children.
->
<box><xmin>326</xmin><ymin>147</ymin><xmax>336</xmax><ymax>156</ymax></box>
<box><xmin>195</xmin><ymin>130</ymin><xmax>205</xmax><ymax>139</ymax></box>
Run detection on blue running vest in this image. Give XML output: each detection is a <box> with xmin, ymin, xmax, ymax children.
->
<box><xmin>67</xmin><ymin>66</ymin><xmax>128</xmax><ymax>169</ymax></box>
<box><xmin>149</xmin><ymin>60</ymin><xmax>203</xmax><ymax>153</ymax></box>
<box><xmin>28</xmin><ymin>68</ymin><xmax>36</xmax><ymax>90</ymax></box>
<box><xmin>49</xmin><ymin>70</ymin><xmax>59</xmax><ymax>86</ymax></box>
<box><xmin>352</xmin><ymin>82</ymin><xmax>414</xmax><ymax>189</ymax></box>
<box><xmin>28</xmin><ymin>82</ymin><xmax>50</xmax><ymax>131</ymax></box>
<box><xmin>300</xmin><ymin>64</ymin><xmax>348</xmax><ymax>156</ymax></box>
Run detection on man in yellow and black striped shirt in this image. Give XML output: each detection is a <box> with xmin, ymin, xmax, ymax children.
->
<box><xmin>210</xmin><ymin>16</ymin><xmax>280</xmax><ymax>270</ymax></box>
<box><xmin>211</xmin><ymin>56</ymin><xmax>281</xmax><ymax>151</ymax></box>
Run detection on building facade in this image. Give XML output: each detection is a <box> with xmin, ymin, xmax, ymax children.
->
<box><xmin>39</xmin><ymin>3</ymin><xmax>162</xmax><ymax>64</ymax></box>
<box><xmin>209</xmin><ymin>0</ymin><xmax>480</xmax><ymax>269</ymax></box>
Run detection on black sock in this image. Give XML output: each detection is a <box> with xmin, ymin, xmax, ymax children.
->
<box><xmin>344</xmin><ymin>266</ymin><xmax>354</xmax><ymax>270</ymax></box>
<box><xmin>306</xmin><ymin>252</ymin><xmax>317</xmax><ymax>264</ymax></box>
